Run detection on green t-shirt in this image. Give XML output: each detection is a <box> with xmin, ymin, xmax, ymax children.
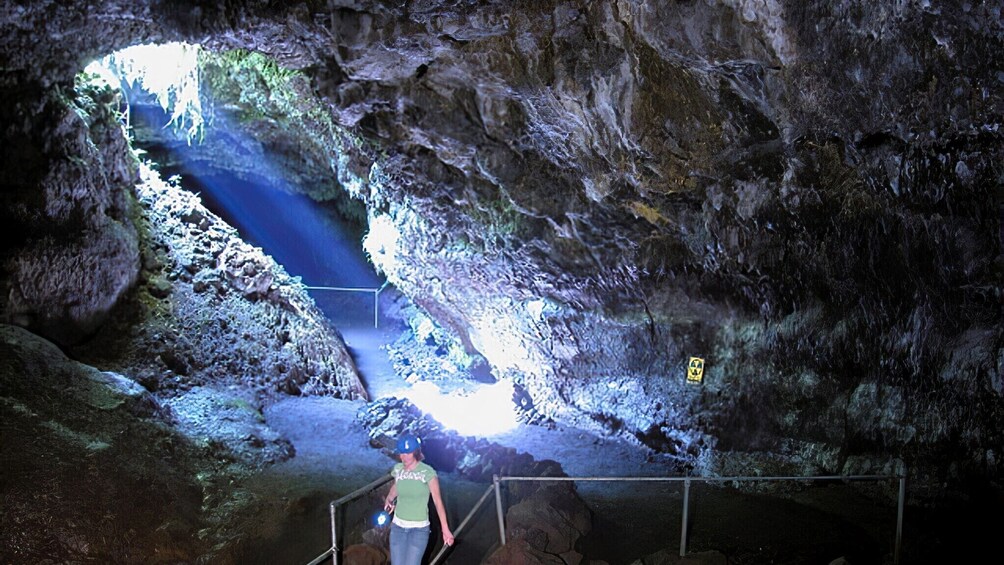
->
<box><xmin>391</xmin><ymin>461</ymin><xmax>437</xmax><ymax>523</ymax></box>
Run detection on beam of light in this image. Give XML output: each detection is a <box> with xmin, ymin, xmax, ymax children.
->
<box><xmin>87</xmin><ymin>42</ymin><xmax>204</xmax><ymax>143</ymax></box>
<box><xmin>168</xmin><ymin>150</ymin><xmax>386</xmax><ymax>326</ymax></box>
<box><xmin>94</xmin><ymin>42</ymin><xmax>385</xmax><ymax>325</ymax></box>
<box><xmin>99</xmin><ymin>44</ymin><xmax>523</xmax><ymax>426</ymax></box>
<box><xmin>404</xmin><ymin>380</ymin><xmax>519</xmax><ymax>436</ymax></box>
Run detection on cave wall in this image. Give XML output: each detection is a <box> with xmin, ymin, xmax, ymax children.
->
<box><xmin>300</xmin><ymin>0</ymin><xmax>1002</xmax><ymax>486</ymax></box>
<box><xmin>0</xmin><ymin>69</ymin><xmax>141</xmax><ymax>345</ymax></box>
<box><xmin>0</xmin><ymin>2</ymin><xmax>366</xmax><ymax>401</ymax></box>
<box><xmin>0</xmin><ymin>0</ymin><xmax>1001</xmax><ymax>493</ymax></box>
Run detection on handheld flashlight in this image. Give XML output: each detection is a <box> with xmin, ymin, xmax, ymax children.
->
<box><xmin>373</xmin><ymin>510</ymin><xmax>390</xmax><ymax>528</ymax></box>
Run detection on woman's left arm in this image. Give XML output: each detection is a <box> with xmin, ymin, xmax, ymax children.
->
<box><xmin>428</xmin><ymin>476</ymin><xmax>455</xmax><ymax>546</ymax></box>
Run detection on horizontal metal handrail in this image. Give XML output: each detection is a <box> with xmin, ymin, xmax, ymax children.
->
<box><xmin>303</xmin><ymin>281</ymin><xmax>390</xmax><ymax>328</ymax></box>
<box><xmin>495</xmin><ymin>473</ymin><xmax>906</xmax><ymax>565</ymax></box>
<box><xmin>496</xmin><ymin>473</ymin><xmax>901</xmax><ymax>482</ymax></box>
<box><xmin>307</xmin><ymin>471</ymin><xmax>905</xmax><ymax>565</ymax></box>
<box><xmin>304</xmin><ymin>285</ymin><xmax>381</xmax><ymax>292</ymax></box>
<box><xmin>305</xmin><ymin>474</ymin><xmax>392</xmax><ymax>565</ymax></box>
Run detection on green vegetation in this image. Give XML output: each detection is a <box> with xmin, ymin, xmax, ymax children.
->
<box><xmin>201</xmin><ymin>49</ymin><xmax>328</xmax><ymax>130</ymax></box>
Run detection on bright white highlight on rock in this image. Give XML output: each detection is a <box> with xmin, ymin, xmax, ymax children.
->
<box><xmin>87</xmin><ymin>42</ymin><xmax>204</xmax><ymax>143</ymax></box>
<box><xmin>404</xmin><ymin>380</ymin><xmax>518</xmax><ymax>436</ymax></box>
<box><xmin>363</xmin><ymin>214</ymin><xmax>401</xmax><ymax>278</ymax></box>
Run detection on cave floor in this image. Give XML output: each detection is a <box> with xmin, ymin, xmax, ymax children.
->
<box><xmin>229</xmin><ymin>315</ymin><xmax>972</xmax><ymax>565</ymax></box>
<box><xmin>232</xmin><ymin>395</ymin><xmax>910</xmax><ymax>565</ymax></box>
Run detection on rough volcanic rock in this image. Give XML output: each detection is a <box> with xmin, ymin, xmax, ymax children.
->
<box><xmin>0</xmin><ymin>0</ymin><xmax>1000</xmax><ymax>521</ymax></box>
<box><xmin>1</xmin><ymin>78</ymin><xmax>141</xmax><ymax>346</ymax></box>
<box><xmin>0</xmin><ymin>324</ymin><xmax>252</xmax><ymax>563</ymax></box>
<box><xmin>488</xmin><ymin>482</ymin><xmax>593</xmax><ymax>561</ymax></box>
<box><xmin>62</xmin><ymin>157</ymin><xmax>368</xmax><ymax>402</ymax></box>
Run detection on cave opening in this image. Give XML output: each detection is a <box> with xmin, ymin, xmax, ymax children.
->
<box><xmin>129</xmin><ymin>102</ymin><xmax>386</xmax><ymax>327</ymax></box>
<box><xmin>88</xmin><ymin>43</ymin><xmax>385</xmax><ymax>328</ymax></box>
<box><xmin>87</xmin><ymin>42</ymin><xmax>524</xmax><ymax>437</ymax></box>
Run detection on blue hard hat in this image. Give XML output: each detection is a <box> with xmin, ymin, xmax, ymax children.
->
<box><xmin>396</xmin><ymin>434</ymin><xmax>422</xmax><ymax>454</ymax></box>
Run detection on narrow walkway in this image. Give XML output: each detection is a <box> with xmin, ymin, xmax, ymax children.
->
<box><xmin>339</xmin><ymin>326</ymin><xmax>407</xmax><ymax>401</ymax></box>
<box><xmin>325</xmin><ymin>300</ymin><xmax>680</xmax><ymax>478</ymax></box>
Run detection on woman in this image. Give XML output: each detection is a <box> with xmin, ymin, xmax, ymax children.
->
<box><xmin>383</xmin><ymin>434</ymin><xmax>455</xmax><ymax>564</ymax></box>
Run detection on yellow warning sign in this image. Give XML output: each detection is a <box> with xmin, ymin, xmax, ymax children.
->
<box><xmin>686</xmin><ymin>357</ymin><xmax>705</xmax><ymax>384</ymax></box>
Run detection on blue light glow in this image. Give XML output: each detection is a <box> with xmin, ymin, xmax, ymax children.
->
<box><xmin>109</xmin><ymin>44</ymin><xmax>522</xmax><ymax>436</ymax></box>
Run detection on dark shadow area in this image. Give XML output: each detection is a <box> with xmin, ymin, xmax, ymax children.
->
<box><xmin>575</xmin><ymin>481</ymin><xmax>893</xmax><ymax>565</ymax></box>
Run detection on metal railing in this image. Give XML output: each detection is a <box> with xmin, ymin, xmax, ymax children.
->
<box><xmin>489</xmin><ymin>473</ymin><xmax>906</xmax><ymax>565</ymax></box>
<box><xmin>304</xmin><ymin>281</ymin><xmax>389</xmax><ymax>328</ymax></box>
<box><xmin>306</xmin><ymin>474</ymin><xmax>392</xmax><ymax>565</ymax></box>
<box><xmin>307</xmin><ymin>471</ymin><xmax>906</xmax><ymax>565</ymax></box>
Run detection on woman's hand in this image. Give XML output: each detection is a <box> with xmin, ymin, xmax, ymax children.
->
<box><xmin>442</xmin><ymin>528</ymin><xmax>455</xmax><ymax>546</ymax></box>
<box><xmin>383</xmin><ymin>498</ymin><xmax>395</xmax><ymax>512</ymax></box>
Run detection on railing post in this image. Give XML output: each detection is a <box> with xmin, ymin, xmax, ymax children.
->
<box><xmin>330</xmin><ymin>500</ymin><xmax>338</xmax><ymax>565</ymax></box>
<box><xmin>895</xmin><ymin>474</ymin><xmax>905</xmax><ymax>565</ymax></box>
<box><xmin>430</xmin><ymin>484</ymin><xmax>497</xmax><ymax>565</ymax></box>
<box><xmin>376</xmin><ymin>281</ymin><xmax>389</xmax><ymax>329</ymax></box>
<box><xmin>680</xmin><ymin>478</ymin><xmax>690</xmax><ymax>557</ymax></box>
<box><xmin>308</xmin><ymin>472</ymin><xmax>905</xmax><ymax>565</ymax></box>
<box><xmin>494</xmin><ymin>475</ymin><xmax>506</xmax><ymax>546</ymax></box>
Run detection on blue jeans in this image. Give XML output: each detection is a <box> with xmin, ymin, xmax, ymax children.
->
<box><xmin>389</xmin><ymin>523</ymin><xmax>430</xmax><ymax>565</ymax></box>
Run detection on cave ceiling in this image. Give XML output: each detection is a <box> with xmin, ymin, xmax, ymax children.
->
<box><xmin>1</xmin><ymin>0</ymin><xmax>1002</xmax><ymax>485</ymax></box>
